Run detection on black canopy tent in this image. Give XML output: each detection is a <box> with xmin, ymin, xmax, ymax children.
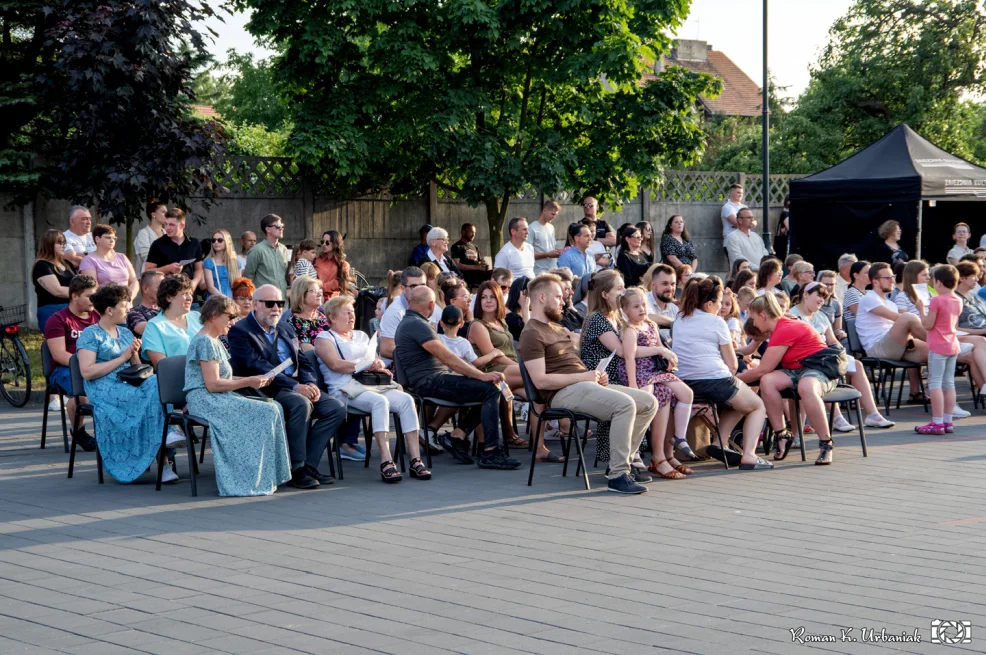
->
<box><xmin>789</xmin><ymin>124</ymin><xmax>986</xmax><ymax>270</ymax></box>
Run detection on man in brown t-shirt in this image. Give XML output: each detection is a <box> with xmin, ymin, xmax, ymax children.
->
<box><xmin>518</xmin><ymin>274</ymin><xmax>658</xmax><ymax>495</ymax></box>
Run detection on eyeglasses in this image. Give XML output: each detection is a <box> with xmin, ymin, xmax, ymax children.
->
<box><xmin>56</xmin><ymin>239</ymin><xmax>66</xmax><ymax>245</ymax></box>
<box><xmin>874</xmin><ymin>275</ymin><xmax>895</xmax><ymax>281</ymax></box>
<box><xmin>307</xmin><ymin>288</ymin><xmax>323</xmax><ymax>296</ymax></box>
<box><xmin>406</xmin><ymin>282</ymin><xmax>426</xmax><ymax>289</ymax></box>
<box><xmin>225</xmin><ymin>313</ymin><xmax>238</xmax><ymax>321</ymax></box>
<box><xmin>628</xmin><ymin>234</ymin><xmax>642</xmax><ymax>240</ymax></box>
<box><xmin>260</xmin><ymin>300</ymin><xmax>286</xmax><ymax>308</ymax></box>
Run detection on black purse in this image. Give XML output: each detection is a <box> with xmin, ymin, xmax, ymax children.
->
<box><xmin>798</xmin><ymin>345</ymin><xmax>849</xmax><ymax>380</ymax></box>
<box><xmin>118</xmin><ymin>363</ymin><xmax>153</xmax><ymax>387</ymax></box>
<box><xmin>329</xmin><ymin>331</ymin><xmax>390</xmax><ymax>386</ymax></box>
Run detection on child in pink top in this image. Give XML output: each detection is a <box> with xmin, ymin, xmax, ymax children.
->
<box><xmin>916</xmin><ymin>265</ymin><xmax>963</xmax><ymax>434</ymax></box>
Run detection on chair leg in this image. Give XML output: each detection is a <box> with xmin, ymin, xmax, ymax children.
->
<box><xmin>920</xmin><ymin>373</ymin><xmax>929</xmax><ymax>413</ymax></box>
<box><xmin>795</xmin><ymin>396</ymin><xmax>807</xmax><ymax>462</ymax></box>
<box><xmin>325</xmin><ymin>439</ymin><xmax>336</xmax><ymax>478</ymax></box>
<box><xmin>199</xmin><ymin>424</ymin><xmax>208</xmax><ymax>463</ymax></box>
<box><xmin>59</xmin><ymin>391</ymin><xmax>69</xmax><ymax>453</ymax></box>
<box><xmin>896</xmin><ymin>368</ymin><xmax>905</xmax><ymax>409</ymax></box>
<box><xmin>421</xmin><ymin>405</ymin><xmax>432</xmax><ymax>469</ymax></box>
<box><xmin>393</xmin><ymin>414</ymin><xmax>406</xmax><ymax>473</ymax></box>
<box><xmin>155</xmin><ymin>420</ymin><xmax>170</xmax><ymax>491</ymax></box>
<box><xmin>186</xmin><ymin>420</ymin><xmax>199</xmax><ymax>497</ymax></box>
<box><xmin>561</xmin><ymin>421</ymin><xmax>573</xmax><ymax>478</ymax></box>
<box><xmin>41</xmin><ymin>390</ymin><xmax>49</xmax><ymax>449</ymax></box>
<box><xmin>363</xmin><ymin>416</ymin><xmax>372</xmax><ymax>469</ymax></box>
<box><xmin>575</xmin><ymin>418</ymin><xmax>591</xmax><ymax>478</ymax></box>
<box><xmin>882</xmin><ymin>366</ymin><xmax>892</xmax><ymax>416</ymax></box>
<box><xmin>68</xmin><ymin>413</ymin><xmax>81</xmax><ymax>479</ymax></box>
<box><xmin>96</xmin><ymin>446</ymin><xmax>104</xmax><ymax>484</ymax></box>
<box><xmin>527</xmin><ymin>416</ymin><xmax>543</xmax><ymax>486</ymax></box>
<box><xmin>854</xmin><ymin>401</ymin><xmax>868</xmax><ymax>457</ymax></box>
<box><xmin>188</xmin><ymin>426</ymin><xmax>200</xmax><ymax>475</ymax></box>
<box><xmin>712</xmin><ymin>406</ymin><xmax>727</xmax><ymax>470</ymax></box>
<box><xmin>571</xmin><ymin>420</ymin><xmax>590</xmax><ymax>490</ymax></box>
<box><xmin>335</xmin><ymin>429</ymin><xmax>345</xmax><ymax>481</ymax></box>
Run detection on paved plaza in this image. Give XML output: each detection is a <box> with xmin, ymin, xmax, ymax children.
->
<box><xmin>0</xmin><ymin>396</ymin><xmax>984</xmax><ymax>655</ymax></box>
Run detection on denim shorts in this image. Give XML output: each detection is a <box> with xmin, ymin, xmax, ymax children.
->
<box><xmin>781</xmin><ymin>367</ymin><xmax>838</xmax><ymax>395</ymax></box>
<box><xmin>684</xmin><ymin>377</ymin><xmax>740</xmax><ymax>408</ymax></box>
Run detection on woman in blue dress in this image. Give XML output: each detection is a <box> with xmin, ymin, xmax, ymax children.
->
<box><xmin>202</xmin><ymin>229</ymin><xmax>239</xmax><ymax>298</ymax></box>
<box><xmin>184</xmin><ymin>296</ymin><xmax>291</xmax><ymax>496</ymax></box>
<box><xmin>76</xmin><ymin>284</ymin><xmax>167</xmax><ymax>483</ymax></box>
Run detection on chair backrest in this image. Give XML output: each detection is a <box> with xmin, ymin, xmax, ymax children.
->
<box><xmin>516</xmin><ymin>358</ymin><xmax>546</xmax><ymax>405</ymax></box>
<box><xmin>845</xmin><ymin>320</ymin><xmax>865</xmax><ymax>358</ymax></box>
<box><xmin>42</xmin><ymin>341</ymin><xmax>54</xmax><ymax>379</ymax></box>
<box><xmin>69</xmin><ymin>354</ymin><xmax>85</xmax><ymax>399</ymax></box>
<box><xmin>303</xmin><ymin>349</ymin><xmax>327</xmax><ymax>391</ymax></box>
<box><xmin>157</xmin><ymin>355</ymin><xmax>187</xmax><ymax>410</ymax></box>
<box><xmin>392</xmin><ymin>348</ymin><xmax>410</xmax><ymax>388</ymax></box>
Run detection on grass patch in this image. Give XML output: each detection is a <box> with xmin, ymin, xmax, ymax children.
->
<box><xmin>19</xmin><ymin>328</ymin><xmax>46</xmax><ymax>389</ymax></box>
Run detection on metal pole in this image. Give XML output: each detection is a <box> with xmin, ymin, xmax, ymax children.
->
<box><xmin>761</xmin><ymin>0</ymin><xmax>772</xmax><ymax>251</ymax></box>
<box><xmin>915</xmin><ymin>200</ymin><xmax>923</xmax><ymax>260</ymax></box>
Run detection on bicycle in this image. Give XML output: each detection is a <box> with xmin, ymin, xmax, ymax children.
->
<box><xmin>0</xmin><ymin>304</ymin><xmax>32</xmax><ymax>407</ymax></box>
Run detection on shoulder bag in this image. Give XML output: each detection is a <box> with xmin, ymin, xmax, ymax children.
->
<box><xmin>118</xmin><ymin>363</ymin><xmax>153</xmax><ymax>387</ymax></box>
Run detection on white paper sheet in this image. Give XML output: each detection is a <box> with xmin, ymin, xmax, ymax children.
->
<box><xmin>595</xmin><ymin>351</ymin><xmax>615</xmax><ymax>372</ymax></box>
<box><xmin>913</xmin><ymin>283</ymin><xmax>931</xmax><ymax>315</ymax></box>
<box><xmin>177</xmin><ymin>258</ymin><xmax>198</xmax><ymax>267</ymax></box>
<box><xmin>353</xmin><ymin>334</ymin><xmax>378</xmax><ymax>373</ymax></box>
<box><xmin>263</xmin><ymin>358</ymin><xmax>293</xmax><ymax>380</ymax></box>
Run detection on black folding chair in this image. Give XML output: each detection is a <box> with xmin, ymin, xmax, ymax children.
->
<box><xmin>67</xmin><ymin>355</ymin><xmax>102</xmax><ymax>482</ymax></box>
<box><xmin>781</xmin><ymin>383</ymin><xmax>868</xmax><ymax>460</ymax></box>
<box><xmin>156</xmin><ymin>356</ymin><xmax>209</xmax><ymax>496</ymax></box>
<box><xmin>845</xmin><ymin>320</ymin><xmax>927</xmax><ymax>416</ymax></box>
<box><xmin>40</xmin><ymin>342</ymin><xmax>69</xmax><ymax>452</ymax></box>
<box><xmin>518</xmin><ymin>358</ymin><xmax>594</xmax><ymax>489</ymax></box>
<box><xmin>393</xmin><ymin>349</ymin><xmax>497</xmax><ymax>468</ymax></box>
<box><xmin>687</xmin><ymin>392</ymin><xmax>731</xmax><ymax>470</ymax></box>
<box><xmin>303</xmin><ymin>349</ymin><xmax>405</xmax><ymax>480</ymax></box>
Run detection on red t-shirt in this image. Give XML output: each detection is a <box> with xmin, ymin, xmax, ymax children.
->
<box><xmin>770</xmin><ymin>317</ymin><xmax>825</xmax><ymax>369</ymax></box>
<box><xmin>44</xmin><ymin>307</ymin><xmax>101</xmax><ymax>355</ymax></box>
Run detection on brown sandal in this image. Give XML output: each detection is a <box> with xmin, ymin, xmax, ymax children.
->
<box><xmin>647</xmin><ymin>459</ymin><xmax>686</xmax><ymax>480</ymax></box>
<box><xmin>673</xmin><ymin>463</ymin><xmax>694</xmax><ymax>475</ymax></box>
<box><xmin>507</xmin><ymin>433</ymin><xmax>529</xmax><ymax>448</ymax></box>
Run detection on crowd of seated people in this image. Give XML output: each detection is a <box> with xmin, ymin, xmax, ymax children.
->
<box><xmin>35</xmin><ymin>200</ymin><xmax>986</xmax><ymax>498</ymax></box>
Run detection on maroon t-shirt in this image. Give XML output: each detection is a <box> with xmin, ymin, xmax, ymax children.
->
<box><xmin>44</xmin><ymin>307</ymin><xmax>101</xmax><ymax>355</ymax></box>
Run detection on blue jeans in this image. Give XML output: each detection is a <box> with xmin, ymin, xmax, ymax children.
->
<box><xmin>416</xmin><ymin>374</ymin><xmax>502</xmax><ymax>450</ymax></box>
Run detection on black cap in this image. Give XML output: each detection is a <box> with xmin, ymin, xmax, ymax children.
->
<box><xmin>441</xmin><ymin>304</ymin><xmax>463</xmax><ymax>326</ymax></box>
<box><xmin>420</xmin><ymin>224</ymin><xmax>434</xmax><ymax>236</ymax></box>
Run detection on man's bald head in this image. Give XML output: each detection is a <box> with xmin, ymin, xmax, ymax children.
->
<box><xmin>407</xmin><ymin>285</ymin><xmax>435</xmax><ymax>312</ymax></box>
<box><xmin>253</xmin><ymin>284</ymin><xmax>282</xmax><ymax>302</ymax></box>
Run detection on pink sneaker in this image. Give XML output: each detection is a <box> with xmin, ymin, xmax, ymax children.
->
<box><xmin>914</xmin><ymin>422</ymin><xmax>946</xmax><ymax>435</ymax></box>
<box><xmin>944</xmin><ymin>422</ymin><xmax>954</xmax><ymax>433</ymax></box>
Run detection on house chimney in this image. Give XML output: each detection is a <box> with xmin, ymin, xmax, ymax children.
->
<box><xmin>673</xmin><ymin>39</ymin><xmax>709</xmax><ymax>62</ymax></box>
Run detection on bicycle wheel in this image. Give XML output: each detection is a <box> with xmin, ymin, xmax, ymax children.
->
<box><xmin>0</xmin><ymin>336</ymin><xmax>32</xmax><ymax>407</ymax></box>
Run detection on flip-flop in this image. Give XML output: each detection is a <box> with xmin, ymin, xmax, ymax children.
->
<box><xmin>739</xmin><ymin>457</ymin><xmax>774</xmax><ymax>470</ymax></box>
<box><xmin>536</xmin><ymin>452</ymin><xmax>565</xmax><ymax>464</ymax></box>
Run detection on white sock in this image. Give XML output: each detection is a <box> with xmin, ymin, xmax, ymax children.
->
<box><xmin>673</xmin><ymin>403</ymin><xmax>692</xmax><ymax>440</ymax></box>
<box><xmin>944</xmin><ymin>414</ymin><xmax>953</xmax><ymax>423</ymax></box>
<box><xmin>867</xmin><ymin>412</ymin><xmax>883</xmax><ymax>421</ymax></box>
<box><xmin>933</xmin><ymin>416</ymin><xmax>943</xmax><ymax>425</ymax></box>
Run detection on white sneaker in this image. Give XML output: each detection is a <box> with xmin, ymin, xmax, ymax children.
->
<box><xmin>160</xmin><ymin>467</ymin><xmax>178</xmax><ymax>483</ymax></box>
<box><xmin>48</xmin><ymin>396</ymin><xmax>62</xmax><ymax>411</ymax></box>
<box><xmin>832</xmin><ymin>415</ymin><xmax>856</xmax><ymax>433</ymax></box>
<box><xmin>952</xmin><ymin>405</ymin><xmax>971</xmax><ymax>419</ymax></box>
<box><xmin>165</xmin><ymin>427</ymin><xmax>186</xmax><ymax>447</ymax></box>
<box><xmin>864</xmin><ymin>414</ymin><xmax>895</xmax><ymax>428</ymax></box>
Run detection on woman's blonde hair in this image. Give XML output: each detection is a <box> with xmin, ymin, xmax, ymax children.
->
<box><xmin>901</xmin><ymin>259</ymin><xmax>929</xmax><ymax>305</ymax></box>
<box><xmin>323</xmin><ymin>294</ymin><xmax>355</xmax><ymax>327</ymax></box>
<box><xmin>583</xmin><ymin>269</ymin><xmax>623</xmax><ymax>331</ymax></box>
<box><xmin>748</xmin><ymin>290</ymin><xmax>783</xmax><ymax>319</ymax></box>
<box><xmin>289</xmin><ymin>275</ymin><xmax>320</xmax><ymax>313</ymax></box>
<box><xmin>208</xmin><ymin>229</ymin><xmax>241</xmax><ymax>281</ymax></box>
<box><xmin>790</xmin><ymin>261</ymin><xmax>814</xmax><ymax>277</ymax></box>
<box><xmin>200</xmin><ymin>295</ymin><xmax>237</xmax><ymax>323</ymax></box>
<box><xmin>420</xmin><ymin>262</ymin><xmax>440</xmax><ymax>281</ymax></box>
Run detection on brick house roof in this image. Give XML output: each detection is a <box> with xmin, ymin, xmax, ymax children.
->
<box><xmin>644</xmin><ymin>40</ymin><xmax>762</xmax><ymax>118</ymax></box>
<box><xmin>192</xmin><ymin>104</ymin><xmax>219</xmax><ymax>119</ymax></box>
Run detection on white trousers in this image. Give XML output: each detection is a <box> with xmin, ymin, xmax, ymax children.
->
<box><xmin>344</xmin><ymin>389</ymin><xmax>419</xmax><ymax>434</ymax></box>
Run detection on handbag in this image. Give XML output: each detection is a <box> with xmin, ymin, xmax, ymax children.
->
<box><xmin>798</xmin><ymin>345</ymin><xmax>849</xmax><ymax>381</ymax></box>
<box><xmin>329</xmin><ymin>331</ymin><xmax>391</xmax><ymax>386</ymax></box>
<box><xmin>118</xmin><ymin>363</ymin><xmax>153</xmax><ymax>387</ymax></box>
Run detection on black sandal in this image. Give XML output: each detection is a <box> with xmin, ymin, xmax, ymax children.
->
<box><xmin>409</xmin><ymin>457</ymin><xmax>432</xmax><ymax>480</ymax></box>
<box><xmin>773</xmin><ymin>429</ymin><xmax>794</xmax><ymax>461</ymax></box>
<box><xmin>380</xmin><ymin>460</ymin><xmax>403</xmax><ymax>484</ymax></box>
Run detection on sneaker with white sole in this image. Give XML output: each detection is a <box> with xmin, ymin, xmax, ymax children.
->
<box><xmin>952</xmin><ymin>405</ymin><xmax>971</xmax><ymax>419</ymax></box>
<box><xmin>160</xmin><ymin>467</ymin><xmax>178</xmax><ymax>483</ymax></box>
<box><xmin>165</xmin><ymin>427</ymin><xmax>186</xmax><ymax>448</ymax></box>
<box><xmin>863</xmin><ymin>414</ymin><xmax>895</xmax><ymax>428</ymax></box>
<box><xmin>48</xmin><ymin>396</ymin><xmax>63</xmax><ymax>411</ymax></box>
<box><xmin>832</xmin><ymin>416</ymin><xmax>856</xmax><ymax>433</ymax></box>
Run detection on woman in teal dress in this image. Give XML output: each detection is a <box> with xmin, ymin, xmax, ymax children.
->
<box><xmin>184</xmin><ymin>296</ymin><xmax>291</xmax><ymax>496</ymax></box>
<box><xmin>142</xmin><ymin>273</ymin><xmax>203</xmax><ymax>366</ymax></box>
<box><xmin>76</xmin><ymin>284</ymin><xmax>166</xmax><ymax>483</ymax></box>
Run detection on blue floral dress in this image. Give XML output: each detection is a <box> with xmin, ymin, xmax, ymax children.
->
<box><xmin>77</xmin><ymin>325</ymin><xmax>164</xmax><ymax>483</ymax></box>
<box><xmin>184</xmin><ymin>334</ymin><xmax>291</xmax><ymax>496</ymax></box>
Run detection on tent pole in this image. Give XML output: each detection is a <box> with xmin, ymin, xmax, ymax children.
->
<box><xmin>916</xmin><ymin>200</ymin><xmax>923</xmax><ymax>260</ymax></box>
<box><xmin>761</xmin><ymin>0</ymin><xmax>772</xmax><ymax>251</ymax></box>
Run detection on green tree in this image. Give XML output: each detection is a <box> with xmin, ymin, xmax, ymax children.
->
<box><xmin>237</xmin><ymin>0</ymin><xmax>720</xmax><ymax>247</ymax></box>
<box><xmin>32</xmin><ymin>0</ymin><xmax>229</xmax><ymax>254</ymax></box>
<box><xmin>213</xmin><ymin>49</ymin><xmax>289</xmax><ymax>131</ymax></box>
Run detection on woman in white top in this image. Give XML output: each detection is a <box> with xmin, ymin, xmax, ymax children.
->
<box><xmin>671</xmin><ymin>276</ymin><xmax>771</xmax><ymax>470</ymax></box>
<box><xmin>133</xmin><ymin>201</ymin><xmax>166</xmax><ymax>273</ymax></box>
<box><xmin>314</xmin><ymin>295</ymin><xmax>430</xmax><ymax>483</ymax></box>
<box><xmin>755</xmin><ymin>258</ymin><xmax>784</xmax><ymax>298</ymax></box>
<box><xmin>789</xmin><ymin>282</ymin><xmax>894</xmax><ymax>431</ymax></box>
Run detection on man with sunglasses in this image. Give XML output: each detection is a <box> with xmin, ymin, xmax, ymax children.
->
<box><xmin>243</xmin><ymin>214</ymin><xmax>290</xmax><ymax>295</ymax></box>
<box><xmin>379</xmin><ymin>267</ymin><xmax>427</xmax><ymax>367</ymax></box>
<box><xmin>228</xmin><ymin>284</ymin><xmax>345</xmax><ymax>490</ymax></box>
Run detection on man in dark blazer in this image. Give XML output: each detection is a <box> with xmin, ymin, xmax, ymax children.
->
<box><xmin>228</xmin><ymin>284</ymin><xmax>345</xmax><ymax>489</ymax></box>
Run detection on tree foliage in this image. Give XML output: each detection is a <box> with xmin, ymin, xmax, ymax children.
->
<box><xmin>26</xmin><ymin>0</ymin><xmax>229</xmax><ymax>239</ymax></box>
<box><xmin>238</xmin><ymin>0</ymin><xmax>719</xmax><ymax>247</ymax></box>
<box><xmin>212</xmin><ymin>49</ymin><xmax>289</xmax><ymax>132</ymax></box>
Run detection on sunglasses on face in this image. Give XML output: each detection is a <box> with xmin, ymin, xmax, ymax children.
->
<box><xmin>406</xmin><ymin>282</ymin><xmax>425</xmax><ymax>289</ymax></box>
<box><xmin>210</xmin><ymin>238</ymin><xmax>224</xmax><ymax>244</ymax></box>
<box><xmin>321</xmin><ymin>240</ymin><xmax>332</xmax><ymax>245</ymax></box>
<box><xmin>499</xmin><ymin>285</ymin><xmax>510</xmax><ymax>292</ymax></box>
<box><xmin>260</xmin><ymin>300</ymin><xmax>286</xmax><ymax>308</ymax></box>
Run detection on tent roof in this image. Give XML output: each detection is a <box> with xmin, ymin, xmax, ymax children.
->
<box><xmin>790</xmin><ymin>124</ymin><xmax>986</xmax><ymax>202</ymax></box>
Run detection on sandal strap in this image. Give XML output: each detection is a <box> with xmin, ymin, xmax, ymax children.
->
<box><xmin>380</xmin><ymin>460</ymin><xmax>398</xmax><ymax>472</ymax></box>
<box><xmin>818</xmin><ymin>439</ymin><xmax>834</xmax><ymax>451</ymax></box>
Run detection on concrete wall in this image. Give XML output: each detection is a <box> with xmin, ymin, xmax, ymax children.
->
<box><xmin>5</xmin><ymin>171</ymin><xmax>790</xmax><ymax>328</ymax></box>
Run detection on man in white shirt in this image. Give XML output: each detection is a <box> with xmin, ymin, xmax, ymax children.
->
<box><xmin>63</xmin><ymin>206</ymin><xmax>96</xmax><ymax>268</ymax></box>
<box><xmin>644</xmin><ymin>263</ymin><xmax>679</xmax><ymax>341</ymax></box>
<box><xmin>724</xmin><ymin>208</ymin><xmax>770</xmax><ymax>271</ymax></box>
<box><xmin>133</xmin><ymin>201</ymin><xmax>167</xmax><ymax>275</ymax></box>
<box><xmin>856</xmin><ymin>262</ymin><xmax>928</xmax><ymax>364</ymax></box>
<box><xmin>494</xmin><ymin>217</ymin><xmax>536</xmax><ymax>279</ymax></box>
<box><xmin>237</xmin><ymin>231</ymin><xmax>257</xmax><ymax>271</ymax></box>
<box><xmin>378</xmin><ymin>267</ymin><xmax>427</xmax><ymax>367</ymax></box>
<box><xmin>834</xmin><ymin>253</ymin><xmax>857</xmax><ymax>306</ymax></box>
<box><xmin>528</xmin><ymin>201</ymin><xmax>562</xmax><ymax>275</ymax></box>
<box><xmin>720</xmin><ymin>184</ymin><xmax>746</xmax><ymax>242</ymax></box>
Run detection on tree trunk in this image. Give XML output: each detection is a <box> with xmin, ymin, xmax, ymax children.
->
<box><xmin>484</xmin><ymin>194</ymin><xmax>510</xmax><ymax>257</ymax></box>
<box><xmin>125</xmin><ymin>215</ymin><xmax>134</xmax><ymax>261</ymax></box>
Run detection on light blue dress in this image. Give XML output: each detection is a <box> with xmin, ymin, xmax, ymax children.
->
<box><xmin>203</xmin><ymin>258</ymin><xmax>232</xmax><ymax>297</ymax></box>
<box><xmin>77</xmin><ymin>325</ymin><xmax>164</xmax><ymax>483</ymax></box>
<box><xmin>184</xmin><ymin>334</ymin><xmax>291</xmax><ymax>496</ymax></box>
<box><xmin>141</xmin><ymin>311</ymin><xmax>204</xmax><ymax>359</ymax></box>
